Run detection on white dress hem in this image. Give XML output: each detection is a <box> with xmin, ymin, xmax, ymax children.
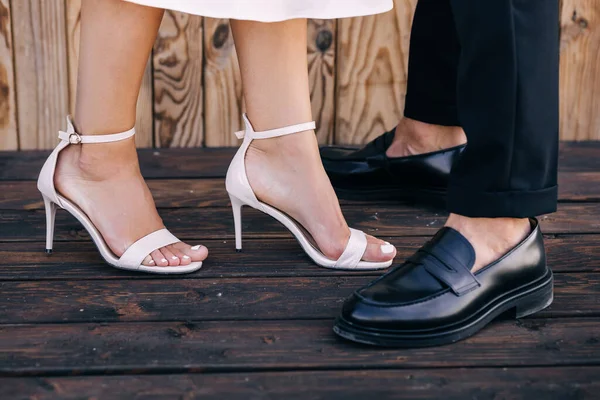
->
<box><xmin>124</xmin><ymin>0</ymin><xmax>393</xmax><ymax>22</ymax></box>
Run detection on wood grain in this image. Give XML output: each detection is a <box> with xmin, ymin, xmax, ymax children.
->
<box><xmin>65</xmin><ymin>0</ymin><xmax>154</xmax><ymax>147</ymax></box>
<box><xmin>308</xmin><ymin>19</ymin><xmax>337</xmax><ymax>144</ymax></box>
<box><xmin>0</xmin><ymin>0</ymin><xmax>17</xmax><ymax>151</ymax></box>
<box><xmin>3</xmin><ymin>203</ymin><xmax>600</xmax><ymax>243</ymax></box>
<box><xmin>2</xmin><ymin>168</ymin><xmax>600</xmax><ymax>210</ymax></box>
<box><xmin>2</xmin><ymin>367</ymin><xmax>599</xmax><ymax>399</ymax></box>
<box><xmin>203</xmin><ymin>18</ymin><xmax>243</xmax><ymax>147</ymax></box>
<box><xmin>0</xmin><ymin>273</ymin><xmax>594</xmax><ymax>324</ymax></box>
<box><xmin>1</xmin><ymin>318</ymin><xmax>598</xmax><ymax>374</ymax></box>
<box><xmin>560</xmin><ymin>0</ymin><xmax>600</xmax><ymax>140</ymax></box>
<box><xmin>0</xmin><ymin>147</ymin><xmax>236</xmax><ymax>180</ymax></box>
<box><xmin>153</xmin><ymin>12</ymin><xmax>204</xmax><ymax>148</ymax></box>
<box><xmin>0</xmin><ymin>235</ymin><xmax>597</xmax><ymax>281</ymax></box>
<box><xmin>335</xmin><ymin>0</ymin><xmax>417</xmax><ymax>144</ymax></box>
<box><xmin>12</xmin><ymin>0</ymin><xmax>69</xmax><ymax>150</ymax></box>
<box><xmin>1</xmin><ymin>142</ymin><xmax>599</xmax><ymax>180</ymax></box>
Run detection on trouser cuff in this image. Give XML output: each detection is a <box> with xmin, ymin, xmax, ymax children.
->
<box><xmin>447</xmin><ymin>185</ymin><xmax>558</xmax><ymax>218</ymax></box>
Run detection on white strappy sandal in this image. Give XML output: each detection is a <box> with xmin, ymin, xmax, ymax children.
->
<box><xmin>37</xmin><ymin>117</ymin><xmax>203</xmax><ymax>274</ymax></box>
<box><xmin>225</xmin><ymin>114</ymin><xmax>393</xmax><ymax>271</ymax></box>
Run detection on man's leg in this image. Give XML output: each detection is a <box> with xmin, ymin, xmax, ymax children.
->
<box><xmin>334</xmin><ymin>0</ymin><xmax>559</xmax><ymax>347</ymax></box>
<box><xmin>320</xmin><ymin>0</ymin><xmax>466</xmax><ymax>204</ymax></box>
<box><xmin>386</xmin><ymin>0</ymin><xmax>466</xmax><ymax>157</ymax></box>
<box><xmin>445</xmin><ymin>0</ymin><xmax>559</xmax><ymax>271</ymax></box>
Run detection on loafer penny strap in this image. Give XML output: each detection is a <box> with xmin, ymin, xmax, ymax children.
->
<box><xmin>58</xmin><ymin>116</ymin><xmax>135</xmax><ymax>144</ymax></box>
<box><xmin>334</xmin><ymin>228</ymin><xmax>368</xmax><ymax>269</ymax></box>
<box><xmin>118</xmin><ymin>229</ymin><xmax>180</xmax><ymax>270</ymax></box>
<box><xmin>420</xmin><ymin>245</ymin><xmax>480</xmax><ymax>296</ymax></box>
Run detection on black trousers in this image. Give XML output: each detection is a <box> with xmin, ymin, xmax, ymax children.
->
<box><xmin>404</xmin><ymin>0</ymin><xmax>559</xmax><ymax>218</ymax></box>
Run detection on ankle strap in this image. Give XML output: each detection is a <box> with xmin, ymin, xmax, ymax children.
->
<box><xmin>58</xmin><ymin>116</ymin><xmax>136</xmax><ymax>144</ymax></box>
<box><xmin>235</xmin><ymin>113</ymin><xmax>316</xmax><ymax>140</ymax></box>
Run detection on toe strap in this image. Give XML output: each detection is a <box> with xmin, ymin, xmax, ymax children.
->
<box><xmin>118</xmin><ymin>229</ymin><xmax>180</xmax><ymax>270</ymax></box>
<box><xmin>334</xmin><ymin>228</ymin><xmax>368</xmax><ymax>269</ymax></box>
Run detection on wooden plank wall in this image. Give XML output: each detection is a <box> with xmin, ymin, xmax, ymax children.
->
<box><xmin>1</xmin><ymin>0</ymin><xmax>599</xmax><ymax>150</ymax></box>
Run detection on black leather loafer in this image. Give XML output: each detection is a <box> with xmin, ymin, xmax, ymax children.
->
<box><xmin>320</xmin><ymin>128</ymin><xmax>465</xmax><ymax>206</ymax></box>
<box><xmin>333</xmin><ymin>219</ymin><xmax>553</xmax><ymax>347</ymax></box>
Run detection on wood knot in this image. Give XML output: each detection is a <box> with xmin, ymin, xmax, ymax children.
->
<box><xmin>571</xmin><ymin>10</ymin><xmax>589</xmax><ymax>29</ymax></box>
<box><xmin>213</xmin><ymin>24</ymin><xmax>230</xmax><ymax>49</ymax></box>
<box><xmin>316</xmin><ymin>29</ymin><xmax>333</xmax><ymax>52</ymax></box>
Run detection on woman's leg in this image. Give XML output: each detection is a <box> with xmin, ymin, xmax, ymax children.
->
<box><xmin>230</xmin><ymin>19</ymin><xmax>396</xmax><ymax>262</ymax></box>
<box><xmin>55</xmin><ymin>0</ymin><xmax>207</xmax><ymax>266</ymax></box>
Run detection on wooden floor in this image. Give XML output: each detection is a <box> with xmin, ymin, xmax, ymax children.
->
<box><xmin>1</xmin><ymin>144</ymin><xmax>600</xmax><ymax>399</ymax></box>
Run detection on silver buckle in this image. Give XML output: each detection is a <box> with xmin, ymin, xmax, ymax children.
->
<box><xmin>68</xmin><ymin>133</ymin><xmax>82</xmax><ymax>144</ymax></box>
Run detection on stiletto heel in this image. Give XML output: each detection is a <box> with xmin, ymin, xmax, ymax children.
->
<box><xmin>230</xmin><ymin>194</ymin><xmax>244</xmax><ymax>252</ymax></box>
<box><xmin>36</xmin><ymin>116</ymin><xmax>202</xmax><ymax>274</ymax></box>
<box><xmin>225</xmin><ymin>114</ymin><xmax>393</xmax><ymax>270</ymax></box>
<box><xmin>43</xmin><ymin>196</ymin><xmax>57</xmax><ymax>254</ymax></box>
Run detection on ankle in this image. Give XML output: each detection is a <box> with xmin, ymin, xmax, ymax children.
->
<box><xmin>250</xmin><ymin>130</ymin><xmax>319</xmax><ymax>158</ymax></box>
<box><xmin>386</xmin><ymin>118</ymin><xmax>466</xmax><ymax>157</ymax></box>
<box><xmin>445</xmin><ymin>214</ymin><xmax>531</xmax><ymax>271</ymax></box>
<box><xmin>59</xmin><ymin>139</ymin><xmax>140</xmax><ymax>181</ymax></box>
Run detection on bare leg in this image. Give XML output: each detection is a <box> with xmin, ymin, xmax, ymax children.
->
<box><xmin>230</xmin><ymin>19</ymin><xmax>396</xmax><ymax>262</ymax></box>
<box><xmin>54</xmin><ymin>0</ymin><xmax>207</xmax><ymax>266</ymax></box>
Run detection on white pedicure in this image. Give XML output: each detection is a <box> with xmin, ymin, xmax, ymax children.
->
<box><xmin>161</xmin><ymin>258</ymin><xmax>168</xmax><ymax>263</ymax></box>
<box><xmin>191</xmin><ymin>245</ymin><xmax>201</xmax><ymax>251</ymax></box>
<box><xmin>148</xmin><ymin>259</ymin><xmax>155</xmax><ymax>264</ymax></box>
<box><xmin>183</xmin><ymin>255</ymin><xmax>191</xmax><ymax>259</ymax></box>
<box><xmin>381</xmin><ymin>244</ymin><xmax>395</xmax><ymax>254</ymax></box>
<box><xmin>172</xmin><ymin>256</ymin><xmax>178</xmax><ymax>260</ymax></box>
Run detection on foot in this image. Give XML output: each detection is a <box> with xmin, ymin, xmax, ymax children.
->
<box><xmin>54</xmin><ymin>138</ymin><xmax>208</xmax><ymax>267</ymax></box>
<box><xmin>245</xmin><ymin>130</ymin><xmax>397</xmax><ymax>263</ymax></box>
<box><xmin>445</xmin><ymin>214</ymin><xmax>531</xmax><ymax>272</ymax></box>
<box><xmin>386</xmin><ymin>117</ymin><xmax>466</xmax><ymax>158</ymax></box>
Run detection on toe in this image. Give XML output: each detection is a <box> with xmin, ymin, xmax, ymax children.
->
<box><xmin>173</xmin><ymin>242</ymin><xmax>208</xmax><ymax>262</ymax></box>
<box><xmin>361</xmin><ymin>235</ymin><xmax>396</xmax><ymax>262</ymax></box>
<box><xmin>151</xmin><ymin>249</ymin><xmax>169</xmax><ymax>267</ymax></box>
<box><xmin>167</xmin><ymin>244</ymin><xmax>191</xmax><ymax>266</ymax></box>
<box><xmin>159</xmin><ymin>246</ymin><xmax>180</xmax><ymax>266</ymax></box>
<box><xmin>142</xmin><ymin>254</ymin><xmax>155</xmax><ymax>267</ymax></box>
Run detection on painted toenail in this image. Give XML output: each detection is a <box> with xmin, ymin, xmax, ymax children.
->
<box><xmin>381</xmin><ymin>244</ymin><xmax>395</xmax><ymax>254</ymax></box>
<box><xmin>183</xmin><ymin>255</ymin><xmax>191</xmax><ymax>259</ymax></box>
<box><xmin>171</xmin><ymin>256</ymin><xmax>178</xmax><ymax>260</ymax></box>
<box><xmin>191</xmin><ymin>245</ymin><xmax>202</xmax><ymax>250</ymax></box>
<box><xmin>161</xmin><ymin>258</ymin><xmax>168</xmax><ymax>263</ymax></box>
<box><xmin>148</xmin><ymin>260</ymin><xmax>155</xmax><ymax>264</ymax></box>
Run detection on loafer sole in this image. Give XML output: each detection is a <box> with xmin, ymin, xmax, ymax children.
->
<box><xmin>333</xmin><ymin>270</ymin><xmax>553</xmax><ymax>348</ymax></box>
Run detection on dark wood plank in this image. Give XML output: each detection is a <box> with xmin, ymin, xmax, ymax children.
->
<box><xmin>0</xmin><ymin>235</ymin><xmax>596</xmax><ymax>281</ymax></box>
<box><xmin>1</xmin><ymin>318</ymin><xmax>599</xmax><ymax>375</ymax></box>
<box><xmin>2</xmin><ymin>366</ymin><xmax>599</xmax><ymax>399</ymax></box>
<box><xmin>2</xmin><ymin>203</ymin><xmax>600</xmax><ymax>243</ymax></box>
<box><xmin>0</xmin><ymin>237</ymin><xmax>427</xmax><ymax>280</ymax></box>
<box><xmin>0</xmin><ymin>148</ymin><xmax>236</xmax><ymax>180</ymax></box>
<box><xmin>0</xmin><ymin>273</ymin><xmax>595</xmax><ymax>324</ymax></box>
<box><xmin>3</xmin><ymin>170</ymin><xmax>600</xmax><ymax>210</ymax></box>
<box><xmin>0</xmin><ymin>205</ymin><xmax>441</xmax><ymax>242</ymax></box>
<box><xmin>0</xmin><ymin>179</ymin><xmax>229</xmax><ymax>210</ymax></box>
<box><xmin>557</xmin><ymin>172</ymin><xmax>600</xmax><ymax>201</ymax></box>
<box><xmin>2</xmin><ymin>142</ymin><xmax>600</xmax><ymax>180</ymax></box>
<box><xmin>559</xmin><ymin>142</ymin><xmax>600</xmax><ymax>172</ymax></box>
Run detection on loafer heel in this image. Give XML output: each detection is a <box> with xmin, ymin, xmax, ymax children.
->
<box><xmin>515</xmin><ymin>276</ymin><xmax>554</xmax><ymax>318</ymax></box>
